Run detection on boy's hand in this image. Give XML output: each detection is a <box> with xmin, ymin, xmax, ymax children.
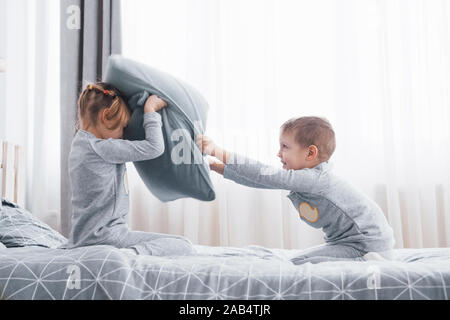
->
<box><xmin>195</xmin><ymin>134</ymin><xmax>217</xmax><ymax>156</ymax></box>
<box><xmin>144</xmin><ymin>95</ymin><xmax>167</xmax><ymax>113</ymax></box>
<box><xmin>196</xmin><ymin>134</ymin><xmax>231</xmax><ymax>164</ymax></box>
<box><xmin>208</xmin><ymin>157</ymin><xmax>225</xmax><ymax>175</ymax></box>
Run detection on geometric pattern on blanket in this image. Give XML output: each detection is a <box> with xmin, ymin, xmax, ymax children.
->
<box><xmin>0</xmin><ymin>199</ymin><xmax>67</xmax><ymax>248</ymax></box>
<box><xmin>0</xmin><ymin>245</ymin><xmax>449</xmax><ymax>300</ymax></box>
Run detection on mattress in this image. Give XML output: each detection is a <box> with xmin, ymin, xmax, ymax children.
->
<box><xmin>0</xmin><ymin>244</ymin><xmax>449</xmax><ymax>300</ymax></box>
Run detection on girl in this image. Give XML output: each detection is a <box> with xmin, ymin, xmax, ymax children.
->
<box><xmin>59</xmin><ymin>82</ymin><xmax>194</xmax><ymax>256</ymax></box>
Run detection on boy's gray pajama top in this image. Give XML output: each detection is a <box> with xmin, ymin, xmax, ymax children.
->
<box><xmin>223</xmin><ymin>153</ymin><xmax>395</xmax><ymax>264</ymax></box>
<box><xmin>58</xmin><ymin>112</ymin><xmax>194</xmax><ymax>256</ymax></box>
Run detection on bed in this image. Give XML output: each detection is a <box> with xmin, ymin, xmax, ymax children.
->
<box><xmin>1</xmin><ymin>242</ymin><xmax>450</xmax><ymax>300</ymax></box>
<box><xmin>1</xmin><ymin>141</ymin><xmax>450</xmax><ymax>300</ymax></box>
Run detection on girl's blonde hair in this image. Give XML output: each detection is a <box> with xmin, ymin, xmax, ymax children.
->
<box><xmin>76</xmin><ymin>82</ymin><xmax>130</xmax><ymax>132</ymax></box>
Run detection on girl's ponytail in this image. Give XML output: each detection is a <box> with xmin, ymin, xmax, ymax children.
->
<box><xmin>76</xmin><ymin>82</ymin><xmax>130</xmax><ymax>132</ymax></box>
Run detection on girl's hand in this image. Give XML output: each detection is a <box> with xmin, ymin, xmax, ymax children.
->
<box><xmin>144</xmin><ymin>95</ymin><xmax>168</xmax><ymax>113</ymax></box>
<box><xmin>195</xmin><ymin>134</ymin><xmax>217</xmax><ymax>156</ymax></box>
<box><xmin>208</xmin><ymin>157</ymin><xmax>225</xmax><ymax>175</ymax></box>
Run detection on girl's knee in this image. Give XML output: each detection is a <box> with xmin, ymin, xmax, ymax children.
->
<box><xmin>136</xmin><ymin>237</ymin><xmax>195</xmax><ymax>256</ymax></box>
<box><xmin>167</xmin><ymin>234</ymin><xmax>194</xmax><ymax>245</ymax></box>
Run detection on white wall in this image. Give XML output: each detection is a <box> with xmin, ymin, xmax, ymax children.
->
<box><xmin>0</xmin><ymin>0</ymin><xmax>6</xmax><ymax>140</ymax></box>
<box><xmin>0</xmin><ymin>0</ymin><xmax>61</xmax><ymax>230</ymax></box>
<box><xmin>3</xmin><ymin>0</ymin><xmax>30</xmax><ymax>148</ymax></box>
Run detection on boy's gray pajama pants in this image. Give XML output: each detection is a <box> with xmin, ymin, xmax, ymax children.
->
<box><xmin>290</xmin><ymin>244</ymin><xmax>366</xmax><ymax>265</ymax></box>
<box><xmin>290</xmin><ymin>243</ymin><xmax>394</xmax><ymax>265</ymax></box>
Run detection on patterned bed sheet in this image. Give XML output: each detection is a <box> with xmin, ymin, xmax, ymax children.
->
<box><xmin>0</xmin><ymin>244</ymin><xmax>449</xmax><ymax>300</ymax></box>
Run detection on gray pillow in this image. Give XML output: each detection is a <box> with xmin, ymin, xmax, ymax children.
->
<box><xmin>0</xmin><ymin>198</ymin><xmax>67</xmax><ymax>248</ymax></box>
<box><xmin>0</xmin><ymin>242</ymin><xmax>6</xmax><ymax>249</ymax></box>
<box><xmin>104</xmin><ymin>55</ymin><xmax>215</xmax><ymax>202</ymax></box>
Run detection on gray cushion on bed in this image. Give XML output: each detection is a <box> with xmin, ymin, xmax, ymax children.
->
<box><xmin>0</xmin><ymin>198</ymin><xmax>67</xmax><ymax>248</ymax></box>
<box><xmin>104</xmin><ymin>55</ymin><xmax>215</xmax><ymax>202</ymax></box>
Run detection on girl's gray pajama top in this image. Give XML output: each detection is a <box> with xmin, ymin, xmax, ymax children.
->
<box><xmin>58</xmin><ymin>112</ymin><xmax>194</xmax><ymax>256</ymax></box>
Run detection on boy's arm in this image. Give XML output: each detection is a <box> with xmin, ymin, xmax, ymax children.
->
<box><xmin>210</xmin><ymin>160</ymin><xmax>275</xmax><ymax>189</ymax></box>
<box><xmin>208</xmin><ymin>149</ymin><xmax>318</xmax><ymax>193</ymax></box>
<box><xmin>197</xmin><ymin>135</ymin><xmax>320</xmax><ymax>192</ymax></box>
<box><xmin>90</xmin><ymin>112</ymin><xmax>165</xmax><ymax>164</ymax></box>
<box><xmin>222</xmin><ymin>152</ymin><xmax>318</xmax><ymax>193</ymax></box>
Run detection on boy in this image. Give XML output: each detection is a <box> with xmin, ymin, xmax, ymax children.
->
<box><xmin>196</xmin><ymin>116</ymin><xmax>395</xmax><ymax>264</ymax></box>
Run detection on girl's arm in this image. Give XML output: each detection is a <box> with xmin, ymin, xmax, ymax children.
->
<box><xmin>90</xmin><ymin>112</ymin><xmax>165</xmax><ymax>164</ymax></box>
<box><xmin>90</xmin><ymin>96</ymin><xmax>168</xmax><ymax>164</ymax></box>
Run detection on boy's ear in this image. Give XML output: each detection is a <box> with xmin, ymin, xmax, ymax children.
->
<box><xmin>306</xmin><ymin>145</ymin><xmax>319</xmax><ymax>160</ymax></box>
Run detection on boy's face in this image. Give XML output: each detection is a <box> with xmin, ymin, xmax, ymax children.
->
<box><xmin>277</xmin><ymin>130</ymin><xmax>312</xmax><ymax>170</ymax></box>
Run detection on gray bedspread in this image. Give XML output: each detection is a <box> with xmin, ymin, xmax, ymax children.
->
<box><xmin>0</xmin><ymin>244</ymin><xmax>449</xmax><ymax>300</ymax></box>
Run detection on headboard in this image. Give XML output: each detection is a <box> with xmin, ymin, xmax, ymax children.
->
<box><xmin>0</xmin><ymin>141</ymin><xmax>25</xmax><ymax>207</ymax></box>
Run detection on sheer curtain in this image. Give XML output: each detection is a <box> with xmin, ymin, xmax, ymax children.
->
<box><xmin>122</xmin><ymin>0</ymin><xmax>450</xmax><ymax>249</ymax></box>
<box><xmin>1</xmin><ymin>0</ymin><xmax>61</xmax><ymax>231</ymax></box>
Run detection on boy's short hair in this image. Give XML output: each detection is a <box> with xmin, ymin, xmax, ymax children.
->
<box><xmin>281</xmin><ymin>116</ymin><xmax>336</xmax><ymax>162</ymax></box>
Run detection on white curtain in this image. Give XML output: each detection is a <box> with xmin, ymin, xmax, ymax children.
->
<box><xmin>122</xmin><ymin>0</ymin><xmax>450</xmax><ymax>249</ymax></box>
<box><xmin>1</xmin><ymin>0</ymin><xmax>61</xmax><ymax>231</ymax></box>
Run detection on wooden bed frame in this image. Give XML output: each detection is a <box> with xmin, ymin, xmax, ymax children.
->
<box><xmin>0</xmin><ymin>141</ymin><xmax>25</xmax><ymax>207</ymax></box>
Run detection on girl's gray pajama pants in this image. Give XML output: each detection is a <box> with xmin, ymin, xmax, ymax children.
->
<box><xmin>111</xmin><ymin>229</ymin><xmax>195</xmax><ymax>256</ymax></box>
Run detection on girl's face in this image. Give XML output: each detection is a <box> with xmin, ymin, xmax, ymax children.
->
<box><xmin>96</xmin><ymin>109</ymin><xmax>127</xmax><ymax>139</ymax></box>
<box><xmin>89</xmin><ymin>112</ymin><xmax>127</xmax><ymax>139</ymax></box>
<box><xmin>103</xmin><ymin>124</ymin><xmax>126</xmax><ymax>140</ymax></box>
<box><xmin>277</xmin><ymin>130</ymin><xmax>316</xmax><ymax>170</ymax></box>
